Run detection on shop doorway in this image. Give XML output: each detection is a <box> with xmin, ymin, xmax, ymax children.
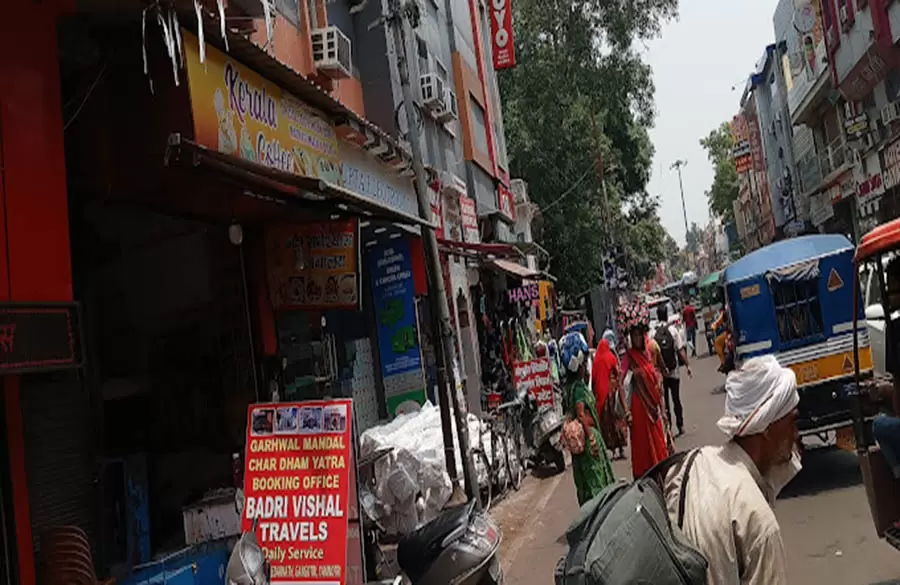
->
<box><xmin>70</xmin><ymin>199</ymin><xmax>257</xmax><ymax>573</ymax></box>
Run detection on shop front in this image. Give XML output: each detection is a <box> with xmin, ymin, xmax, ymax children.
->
<box><xmin>5</xmin><ymin>16</ymin><xmax>435</xmax><ymax>585</ymax></box>
<box><xmin>822</xmin><ymin>171</ymin><xmax>859</xmax><ymax>241</ymax></box>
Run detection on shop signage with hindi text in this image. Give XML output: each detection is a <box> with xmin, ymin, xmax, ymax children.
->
<box><xmin>460</xmin><ymin>196</ymin><xmax>480</xmax><ymax>243</ymax></box>
<box><xmin>490</xmin><ymin>0</ymin><xmax>516</xmax><ymax>69</ymax></box>
<box><xmin>182</xmin><ymin>30</ymin><xmax>342</xmax><ymax>184</ymax></box>
<box><xmin>498</xmin><ymin>184</ymin><xmax>516</xmax><ymax>221</ymax></box>
<box><xmin>242</xmin><ymin>399</ymin><xmax>353</xmax><ymax>585</ymax></box>
<box><xmin>0</xmin><ymin>303</ymin><xmax>84</xmax><ymax>374</ymax></box>
<box><xmin>513</xmin><ymin>358</ymin><xmax>554</xmax><ymax>410</ymax></box>
<box><xmin>266</xmin><ymin>221</ymin><xmax>360</xmax><ymax>310</ymax></box>
<box><xmin>884</xmin><ymin>138</ymin><xmax>900</xmax><ymax>190</ymax></box>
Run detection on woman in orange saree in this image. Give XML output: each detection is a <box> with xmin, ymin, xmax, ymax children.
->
<box><xmin>591</xmin><ymin>338</ymin><xmax>627</xmax><ymax>460</ymax></box>
<box><xmin>617</xmin><ymin>300</ymin><xmax>669</xmax><ymax>479</ymax></box>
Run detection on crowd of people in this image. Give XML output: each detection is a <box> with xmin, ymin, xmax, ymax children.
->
<box><xmin>557</xmin><ymin>296</ymin><xmax>801</xmax><ymax>584</ymax></box>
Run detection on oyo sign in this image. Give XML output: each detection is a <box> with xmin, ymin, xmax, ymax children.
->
<box><xmin>490</xmin><ymin>0</ymin><xmax>516</xmax><ymax>70</ymax></box>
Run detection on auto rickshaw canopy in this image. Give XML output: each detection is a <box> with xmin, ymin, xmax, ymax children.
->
<box><xmin>856</xmin><ymin>217</ymin><xmax>900</xmax><ymax>262</ymax></box>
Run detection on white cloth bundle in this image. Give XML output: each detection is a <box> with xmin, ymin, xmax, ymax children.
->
<box><xmin>717</xmin><ymin>355</ymin><xmax>799</xmax><ymax>438</ymax></box>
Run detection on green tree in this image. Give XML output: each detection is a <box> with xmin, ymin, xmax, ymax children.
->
<box><xmin>685</xmin><ymin>221</ymin><xmax>703</xmax><ymax>256</ymax></box>
<box><xmin>499</xmin><ymin>0</ymin><xmax>679</xmax><ymax>295</ymax></box>
<box><xmin>700</xmin><ymin>122</ymin><xmax>738</xmax><ymax>223</ymax></box>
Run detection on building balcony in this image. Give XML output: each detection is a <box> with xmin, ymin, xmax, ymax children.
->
<box><xmin>818</xmin><ymin>135</ymin><xmax>849</xmax><ymax>181</ymax></box>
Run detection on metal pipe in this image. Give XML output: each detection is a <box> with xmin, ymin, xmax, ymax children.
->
<box><xmin>386</xmin><ymin>0</ymin><xmax>479</xmax><ymax>505</ymax></box>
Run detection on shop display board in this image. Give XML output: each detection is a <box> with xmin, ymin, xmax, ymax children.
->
<box><xmin>243</xmin><ymin>399</ymin><xmax>353</xmax><ymax>585</ymax></box>
<box><xmin>266</xmin><ymin>220</ymin><xmax>360</xmax><ymax>311</ymax></box>
<box><xmin>367</xmin><ymin>238</ymin><xmax>426</xmax><ymax>415</ymax></box>
<box><xmin>513</xmin><ymin>358</ymin><xmax>555</xmax><ymax>410</ymax></box>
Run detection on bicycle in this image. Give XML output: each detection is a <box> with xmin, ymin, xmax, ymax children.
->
<box><xmin>471</xmin><ymin>398</ymin><xmax>526</xmax><ymax>511</ymax></box>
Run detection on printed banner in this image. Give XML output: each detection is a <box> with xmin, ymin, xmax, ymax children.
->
<box><xmin>266</xmin><ymin>221</ymin><xmax>360</xmax><ymax>310</ymax></box>
<box><xmin>243</xmin><ymin>399</ymin><xmax>353</xmax><ymax>585</ymax></box>
<box><xmin>513</xmin><ymin>358</ymin><xmax>554</xmax><ymax>410</ymax></box>
<box><xmin>182</xmin><ymin>30</ymin><xmax>342</xmax><ymax>184</ymax></box>
<box><xmin>368</xmin><ymin>238</ymin><xmax>426</xmax><ymax>414</ymax></box>
<box><xmin>490</xmin><ymin>0</ymin><xmax>516</xmax><ymax>69</ymax></box>
<box><xmin>460</xmin><ymin>196</ymin><xmax>480</xmax><ymax>243</ymax></box>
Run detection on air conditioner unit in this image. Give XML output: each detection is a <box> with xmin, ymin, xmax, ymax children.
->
<box><xmin>883</xmin><ymin>102</ymin><xmax>900</xmax><ymax>125</ymax></box>
<box><xmin>311</xmin><ymin>27</ymin><xmax>352</xmax><ymax>79</ymax></box>
<box><xmin>420</xmin><ymin>73</ymin><xmax>445</xmax><ymax>110</ymax></box>
<box><xmin>434</xmin><ymin>88</ymin><xmax>459</xmax><ymax>123</ymax></box>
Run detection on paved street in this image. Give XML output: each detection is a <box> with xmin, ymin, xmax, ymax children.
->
<box><xmin>492</xmin><ymin>341</ymin><xmax>900</xmax><ymax>585</ymax></box>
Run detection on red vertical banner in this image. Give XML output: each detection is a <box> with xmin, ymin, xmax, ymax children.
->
<box><xmin>243</xmin><ymin>399</ymin><xmax>354</xmax><ymax>585</ymax></box>
<box><xmin>490</xmin><ymin>0</ymin><xmax>516</xmax><ymax>69</ymax></box>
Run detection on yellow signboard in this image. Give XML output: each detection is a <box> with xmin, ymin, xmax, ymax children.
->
<box><xmin>182</xmin><ymin>30</ymin><xmax>342</xmax><ymax>184</ymax></box>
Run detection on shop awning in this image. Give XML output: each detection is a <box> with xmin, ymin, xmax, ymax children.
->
<box><xmin>436</xmin><ymin>238</ymin><xmax>523</xmax><ymax>259</ymax></box>
<box><xmin>487</xmin><ymin>259</ymin><xmax>542</xmax><ymax>280</ymax></box>
<box><xmin>166</xmin><ymin>134</ymin><xmax>435</xmax><ymax>228</ymax></box>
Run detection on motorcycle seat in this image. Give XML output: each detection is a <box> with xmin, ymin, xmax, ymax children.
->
<box><xmin>397</xmin><ymin>500</ymin><xmax>475</xmax><ymax>579</ymax></box>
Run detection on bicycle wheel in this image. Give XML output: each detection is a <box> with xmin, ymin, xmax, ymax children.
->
<box><xmin>472</xmin><ymin>448</ymin><xmax>492</xmax><ymax>511</ymax></box>
<box><xmin>491</xmin><ymin>424</ymin><xmax>509</xmax><ymax>497</ymax></box>
<box><xmin>505</xmin><ymin>416</ymin><xmax>524</xmax><ymax>491</ymax></box>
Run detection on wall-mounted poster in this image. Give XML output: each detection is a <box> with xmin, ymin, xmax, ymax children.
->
<box><xmin>266</xmin><ymin>220</ymin><xmax>360</xmax><ymax>310</ymax></box>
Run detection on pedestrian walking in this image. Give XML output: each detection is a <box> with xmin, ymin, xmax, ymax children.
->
<box><xmin>655</xmin><ymin>304</ymin><xmax>692</xmax><ymax>437</ymax></box>
<box><xmin>682</xmin><ymin>300</ymin><xmax>698</xmax><ymax>357</ymax></box>
<box><xmin>617</xmin><ymin>299</ymin><xmax>669</xmax><ymax>479</ymax></box>
<box><xmin>663</xmin><ymin>355</ymin><xmax>800</xmax><ymax>585</ymax></box>
<box><xmin>591</xmin><ymin>337</ymin><xmax>627</xmax><ymax>460</ymax></box>
<box><xmin>560</xmin><ymin>332</ymin><xmax>615</xmax><ymax>506</ymax></box>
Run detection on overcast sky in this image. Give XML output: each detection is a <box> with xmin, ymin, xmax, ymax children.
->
<box><xmin>643</xmin><ymin>0</ymin><xmax>781</xmax><ymax>245</ymax></box>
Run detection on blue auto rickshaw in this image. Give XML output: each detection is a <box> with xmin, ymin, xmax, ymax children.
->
<box><xmin>722</xmin><ymin>234</ymin><xmax>873</xmax><ymax>438</ymax></box>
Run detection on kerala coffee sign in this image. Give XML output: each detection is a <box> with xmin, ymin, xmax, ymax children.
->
<box><xmin>0</xmin><ymin>304</ymin><xmax>84</xmax><ymax>374</ymax></box>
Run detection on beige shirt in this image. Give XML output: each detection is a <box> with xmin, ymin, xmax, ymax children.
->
<box><xmin>664</xmin><ymin>442</ymin><xmax>789</xmax><ymax>585</ymax></box>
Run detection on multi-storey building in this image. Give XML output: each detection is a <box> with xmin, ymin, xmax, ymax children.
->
<box><xmin>0</xmin><ymin>0</ymin><xmax>526</xmax><ymax>583</ymax></box>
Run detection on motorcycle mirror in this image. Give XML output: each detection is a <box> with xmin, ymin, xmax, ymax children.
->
<box><xmin>235</xmin><ymin>488</ymin><xmax>245</xmax><ymax>517</ymax></box>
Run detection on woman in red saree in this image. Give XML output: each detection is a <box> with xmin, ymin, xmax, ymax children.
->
<box><xmin>617</xmin><ymin>300</ymin><xmax>669</xmax><ymax>479</ymax></box>
<box><xmin>591</xmin><ymin>338</ymin><xmax>627</xmax><ymax>459</ymax></box>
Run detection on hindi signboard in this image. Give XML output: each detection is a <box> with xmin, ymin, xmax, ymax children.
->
<box><xmin>266</xmin><ymin>220</ymin><xmax>360</xmax><ymax>310</ymax></box>
<box><xmin>0</xmin><ymin>303</ymin><xmax>84</xmax><ymax>374</ymax></box>
<box><xmin>513</xmin><ymin>358</ymin><xmax>554</xmax><ymax>410</ymax></box>
<box><xmin>243</xmin><ymin>399</ymin><xmax>354</xmax><ymax>585</ymax></box>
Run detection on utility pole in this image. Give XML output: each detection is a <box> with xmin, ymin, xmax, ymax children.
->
<box><xmin>670</xmin><ymin>159</ymin><xmax>690</xmax><ymax>238</ymax></box>
<box><xmin>383</xmin><ymin>0</ymin><xmax>479</xmax><ymax>505</ymax></box>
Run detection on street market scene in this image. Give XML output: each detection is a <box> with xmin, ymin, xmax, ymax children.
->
<box><xmin>6</xmin><ymin>0</ymin><xmax>900</xmax><ymax>584</ymax></box>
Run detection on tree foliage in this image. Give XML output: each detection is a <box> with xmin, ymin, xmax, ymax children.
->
<box><xmin>700</xmin><ymin>122</ymin><xmax>738</xmax><ymax>223</ymax></box>
<box><xmin>499</xmin><ymin>0</ymin><xmax>678</xmax><ymax>295</ymax></box>
<box><xmin>684</xmin><ymin>222</ymin><xmax>703</xmax><ymax>255</ymax></box>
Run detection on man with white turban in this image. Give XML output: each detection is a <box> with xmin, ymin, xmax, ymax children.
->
<box><xmin>663</xmin><ymin>355</ymin><xmax>800</xmax><ymax>585</ymax></box>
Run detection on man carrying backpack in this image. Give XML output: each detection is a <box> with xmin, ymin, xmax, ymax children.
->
<box><xmin>655</xmin><ymin>305</ymin><xmax>692</xmax><ymax>436</ymax></box>
<box><xmin>663</xmin><ymin>355</ymin><xmax>800</xmax><ymax>584</ymax></box>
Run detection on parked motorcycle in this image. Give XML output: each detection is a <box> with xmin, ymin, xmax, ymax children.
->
<box><xmin>522</xmin><ymin>389</ymin><xmax>566</xmax><ymax>474</ymax></box>
<box><xmin>395</xmin><ymin>499</ymin><xmax>502</xmax><ymax>585</ymax></box>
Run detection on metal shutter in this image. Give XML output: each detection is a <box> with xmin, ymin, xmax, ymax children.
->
<box><xmin>19</xmin><ymin>375</ymin><xmax>95</xmax><ymax>557</ymax></box>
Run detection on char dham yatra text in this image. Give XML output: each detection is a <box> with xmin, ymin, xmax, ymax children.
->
<box><xmin>245</xmin><ymin>435</ymin><xmax>346</xmax><ymax>546</ymax></box>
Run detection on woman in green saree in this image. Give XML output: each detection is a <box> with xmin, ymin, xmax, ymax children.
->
<box><xmin>560</xmin><ymin>332</ymin><xmax>616</xmax><ymax>506</ymax></box>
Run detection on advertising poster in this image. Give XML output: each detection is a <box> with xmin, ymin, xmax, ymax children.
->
<box><xmin>243</xmin><ymin>399</ymin><xmax>353</xmax><ymax>585</ymax></box>
<box><xmin>182</xmin><ymin>30</ymin><xmax>342</xmax><ymax>184</ymax></box>
<box><xmin>513</xmin><ymin>358</ymin><xmax>555</xmax><ymax>410</ymax></box>
<box><xmin>367</xmin><ymin>238</ymin><xmax>426</xmax><ymax>414</ymax></box>
<box><xmin>460</xmin><ymin>196</ymin><xmax>480</xmax><ymax>243</ymax></box>
<box><xmin>266</xmin><ymin>220</ymin><xmax>360</xmax><ymax>310</ymax></box>
<box><xmin>490</xmin><ymin>0</ymin><xmax>516</xmax><ymax>69</ymax></box>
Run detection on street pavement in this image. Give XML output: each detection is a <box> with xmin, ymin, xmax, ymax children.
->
<box><xmin>491</xmin><ymin>341</ymin><xmax>900</xmax><ymax>585</ymax></box>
